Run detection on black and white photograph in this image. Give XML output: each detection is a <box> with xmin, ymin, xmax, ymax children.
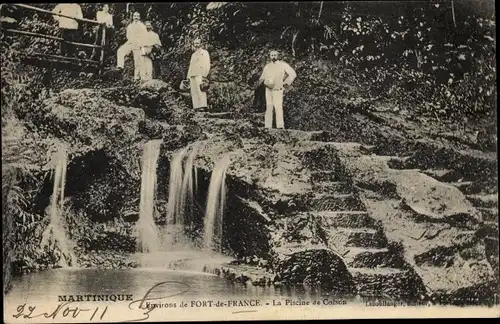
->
<box><xmin>1</xmin><ymin>1</ymin><xmax>498</xmax><ymax>322</ymax></box>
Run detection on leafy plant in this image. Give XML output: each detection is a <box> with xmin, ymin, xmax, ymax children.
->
<box><xmin>209</xmin><ymin>82</ymin><xmax>242</xmax><ymax>113</ymax></box>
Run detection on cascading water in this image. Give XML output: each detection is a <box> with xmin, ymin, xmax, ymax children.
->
<box><xmin>180</xmin><ymin>142</ymin><xmax>201</xmax><ymax>227</ymax></box>
<box><xmin>164</xmin><ymin>147</ymin><xmax>189</xmax><ymax>249</ymax></box>
<box><xmin>203</xmin><ymin>154</ymin><xmax>232</xmax><ymax>252</ymax></box>
<box><xmin>165</xmin><ymin>147</ymin><xmax>189</xmax><ymax>226</ymax></box>
<box><xmin>135</xmin><ymin>139</ymin><xmax>163</xmax><ymax>253</ymax></box>
<box><xmin>40</xmin><ymin>146</ymin><xmax>76</xmax><ymax>267</ymax></box>
<box><xmin>164</xmin><ymin>143</ymin><xmax>201</xmax><ymax>249</ymax></box>
<box><xmin>139</xmin><ymin>146</ymin><xmax>234</xmax><ymax>270</ymax></box>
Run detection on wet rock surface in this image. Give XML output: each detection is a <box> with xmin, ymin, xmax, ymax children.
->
<box><xmin>275</xmin><ymin>249</ymin><xmax>356</xmax><ymax>294</ymax></box>
<box><xmin>332</xmin><ymin>141</ymin><xmax>497</xmax><ymax>304</ymax></box>
<box><xmin>75</xmin><ymin>249</ymin><xmax>139</xmax><ymax>269</ymax></box>
<box><xmin>12</xmin><ymin>84</ymin><xmax>497</xmax><ymax>305</ymax></box>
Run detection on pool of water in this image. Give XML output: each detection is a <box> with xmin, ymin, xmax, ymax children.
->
<box><xmin>4</xmin><ymin>267</ymin><xmax>341</xmax><ymax>322</ymax></box>
<box><xmin>4</xmin><ymin>268</ymin><xmax>489</xmax><ymax>322</ymax></box>
<box><xmin>5</xmin><ymin>267</ymin><xmax>322</xmax><ymax>302</ymax></box>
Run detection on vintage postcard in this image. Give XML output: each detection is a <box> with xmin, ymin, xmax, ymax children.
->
<box><xmin>2</xmin><ymin>1</ymin><xmax>498</xmax><ymax>322</ymax></box>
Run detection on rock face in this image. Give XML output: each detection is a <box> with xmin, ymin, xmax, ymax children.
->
<box><xmin>275</xmin><ymin>249</ymin><xmax>356</xmax><ymax>294</ymax></box>
<box><xmin>327</xmin><ymin>139</ymin><xmax>497</xmax><ymax>305</ymax></box>
<box><xmin>7</xmin><ymin>85</ymin><xmax>199</xmax><ymax>274</ymax></box>
<box><xmin>188</xmin><ymin>110</ymin><xmax>497</xmax><ymax>304</ymax></box>
<box><xmin>395</xmin><ymin>172</ymin><xmax>477</xmax><ymax>221</ymax></box>
<box><xmin>140</xmin><ymin>79</ymin><xmax>171</xmax><ymax>92</ymax></box>
<box><xmin>10</xmin><ymin>83</ymin><xmax>497</xmax><ymax>306</ymax></box>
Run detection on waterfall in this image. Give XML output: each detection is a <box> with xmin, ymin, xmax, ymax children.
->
<box><xmin>180</xmin><ymin>142</ymin><xmax>201</xmax><ymax>226</ymax></box>
<box><xmin>135</xmin><ymin>139</ymin><xmax>163</xmax><ymax>253</ymax></box>
<box><xmin>203</xmin><ymin>154</ymin><xmax>232</xmax><ymax>252</ymax></box>
<box><xmin>164</xmin><ymin>143</ymin><xmax>201</xmax><ymax>249</ymax></box>
<box><xmin>165</xmin><ymin>147</ymin><xmax>189</xmax><ymax>226</ymax></box>
<box><xmin>40</xmin><ymin>146</ymin><xmax>76</xmax><ymax>267</ymax></box>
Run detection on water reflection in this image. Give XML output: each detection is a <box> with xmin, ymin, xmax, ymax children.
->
<box><xmin>6</xmin><ymin>269</ymin><xmax>326</xmax><ymax>304</ymax></box>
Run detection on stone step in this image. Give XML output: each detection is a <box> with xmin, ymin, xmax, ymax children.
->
<box><xmin>309</xmin><ymin>141</ymin><xmax>377</xmax><ymax>154</ymax></box>
<box><xmin>311</xmin><ymin>194</ymin><xmax>366</xmax><ymax>211</ymax></box>
<box><xmin>308</xmin><ymin>131</ymin><xmax>341</xmax><ymax>142</ymax></box>
<box><xmin>446</xmin><ymin>181</ymin><xmax>485</xmax><ymax>195</ymax></box>
<box><xmin>448</xmin><ymin>181</ymin><xmax>498</xmax><ymax>195</ymax></box>
<box><xmin>483</xmin><ymin>221</ymin><xmax>499</xmax><ymax>232</ymax></box>
<box><xmin>349</xmin><ymin>267</ymin><xmax>427</xmax><ymax>301</ymax></box>
<box><xmin>310</xmin><ymin>170</ymin><xmax>349</xmax><ymax>183</ymax></box>
<box><xmin>302</xmin><ymin>147</ymin><xmax>344</xmax><ymax>172</ymax></box>
<box><xmin>415</xmin><ymin>265</ymin><xmax>499</xmax><ymax>305</ymax></box>
<box><xmin>311</xmin><ymin>181</ymin><xmax>353</xmax><ymax>195</ymax></box>
<box><xmin>327</xmin><ymin>227</ymin><xmax>388</xmax><ymax>249</ymax></box>
<box><xmin>466</xmin><ymin>194</ymin><xmax>498</xmax><ymax>209</ymax></box>
<box><xmin>386</xmin><ymin>156</ymin><xmax>410</xmax><ymax>169</ymax></box>
<box><xmin>478</xmin><ymin>207</ymin><xmax>498</xmax><ymax>222</ymax></box>
<box><xmin>422</xmin><ymin>168</ymin><xmax>466</xmax><ymax>182</ymax></box>
<box><xmin>343</xmin><ymin>247</ymin><xmax>405</xmax><ymax>268</ymax></box>
<box><xmin>484</xmin><ymin>237</ymin><xmax>499</xmax><ymax>262</ymax></box>
<box><xmin>273</xmin><ymin>244</ymin><xmax>329</xmax><ymax>257</ymax></box>
<box><xmin>313</xmin><ymin>211</ymin><xmax>378</xmax><ymax>229</ymax></box>
<box><xmin>201</xmin><ymin>112</ymin><xmax>242</xmax><ymax>120</ymax></box>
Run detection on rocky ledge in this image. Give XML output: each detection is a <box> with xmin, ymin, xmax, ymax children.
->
<box><xmin>8</xmin><ymin>83</ymin><xmax>497</xmax><ymax>306</ymax></box>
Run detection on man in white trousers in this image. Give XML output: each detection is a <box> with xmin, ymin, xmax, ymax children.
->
<box><xmin>140</xmin><ymin>21</ymin><xmax>162</xmax><ymax>82</ymax></box>
<box><xmin>255</xmin><ymin>50</ymin><xmax>297</xmax><ymax>129</ymax></box>
<box><xmin>52</xmin><ymin>3</ymin><xmax>83</xmax><ymax>57</ymax></box>
<box><xmin>116</xmin><ymin>11</ymin><xmax>147</xmax><ymax>81</ymax></box>
<box><xmin>187</xmin><ymin>38</ymin><xmax>211</xmax><ymax>110</ymax></box>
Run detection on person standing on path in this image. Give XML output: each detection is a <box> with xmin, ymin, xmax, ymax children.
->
<box><xmin>140</xmin><ymin>21</ymin><xmax>162</xmax><ymax>82</ymax></box>
<box><xmin>255</xmin><ymin>50</ymin><xmax>297</xmax><ymax>129</ymax></box>
<box><xmin>52</xmin><ymin>3</ymin><xmax>83</xmax><ymax>57</ymax></box>
<box><xmin>116</xmin><ymin>11</ymin><xmax>147</xmax><ymax>81</ymax></box>
<box><xmin>187</xmin><ymin>38</ymin><xmax>211</xmax><ymax>110</ymax></box>
<box><xmin>91</xmin><ymin>4</ymin><xmax>114</xmax><ymax>61</ymax></box>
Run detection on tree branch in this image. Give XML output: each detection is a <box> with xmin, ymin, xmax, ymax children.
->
<box><xmin>292</xmin><ymin>30</ymin><xmax>299</xmax><ymax>57</ymax></box>
<box><xmin>451</xmin><ymin>0</ymin><xmax>456</xmax><ymax>28</ymax></box>
<box><xmin>318</xmin><ymin>1</ymin><xmax>324</xmax><ymax>20</ymax></box>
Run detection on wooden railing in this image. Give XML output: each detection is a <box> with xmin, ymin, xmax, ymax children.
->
<box><xmin>0</xmin><ymin>3</ymin><xmax>107</xmax><ymax>74</ymax></box>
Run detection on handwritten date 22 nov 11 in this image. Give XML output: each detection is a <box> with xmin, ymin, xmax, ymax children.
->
<box><xmin>13</xmin><ymin>302</ymin><xmax>108</xmax><ymax>321</ymax></box>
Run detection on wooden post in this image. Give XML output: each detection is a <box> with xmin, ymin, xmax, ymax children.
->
<box><xmin>99</xmin><ymin>24</ymin><xmax>106</xmax><ymax>75</ymax></box>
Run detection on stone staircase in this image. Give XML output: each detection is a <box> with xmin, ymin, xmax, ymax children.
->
<box><xmin>301</xmin><ymin>142</ymin><xmax>427</xmax><ymax>301</ymax></box>
<box><xmin>322</xmin><ymin>134</ymin><xmax>498</xmax><ymax>304</ymax></box>
<box><xmin>195</xmin><ymin>112</ymin><xmax>497</xmax><ymax>304</ymax></box>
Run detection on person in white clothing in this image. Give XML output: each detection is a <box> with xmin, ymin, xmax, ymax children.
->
<box><xmin>91</xmin><ymin>4</ymin><xmax>114</xmax><ymax>61</ymax></box>
<box><xmin>140</xmin><ymin>21</ymin><xmax>162</xmax><ymax>82</ymax></box>
<box><xmin>96</xmin><ymin>4</ymin><xmax>113</xmax><ymax>28</ymax></box>
<box><xmin>52</xmin><ymin>3</ymin><xmax>83</xmax><ymax>57</ymax></box>
<box><xmin>255</xmin><ymin>50</ymin><xmax>297</xmax><ymax>129</ymax></box>
<box><xmin>187</xmin><ymin>38</ymin><xmax>211</xmax><ymax>110</ymax></box>
<box><xmin>116</xmin><ymin>11</ymin><xmax>147</xmax><ymax>81</ymax></box>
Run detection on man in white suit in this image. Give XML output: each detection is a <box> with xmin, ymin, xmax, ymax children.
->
<box><xmin>116</xmin><ymin>11</ymin><xmax>147</xmax><ymax>81</ymax></box>
<box><xmin>52</xmin><ymin>3</ymin><xmax>83</xmax><ymax>57</ymax></box>
<box><xmin>187</xmin><ymin>38</ymin><xmax>211</xmax><ymax>110</ymax></box>
<box><xmin>140</xmin><ymin>21</ymin><xmax>162</xmax><ymax>82</ymax></box>
<box><xmin>255</xmin><ymin>50</ymin><xmax>297</xmax><ymax>129</ymax></box>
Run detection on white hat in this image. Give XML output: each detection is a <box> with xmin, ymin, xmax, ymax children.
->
<box><xmin>179</xmin><ymin>79</ymin><xmax>190</xmax><ymax>91</ymax></box>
